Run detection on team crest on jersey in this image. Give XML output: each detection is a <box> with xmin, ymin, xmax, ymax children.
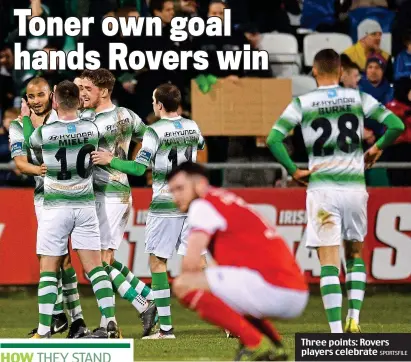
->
<box><xmin>67</xmin><ymin>124</ymin><xmax>76</xmax><ymax>133</ymax></box>
<box><xmin>173</xmin><ymin>121</ymin><xmax>183</xmax><ymax>129</ymax></box>
<box><xmin>327</xmin><ymin>89</ymin><xmax>337</xmax><ymax>98</ymax></box>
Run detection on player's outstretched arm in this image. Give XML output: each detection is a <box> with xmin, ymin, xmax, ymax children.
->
<box><xmin>91</xmin><ymin>150</ymin><xmax>147</xmax><ymax>176</ymax></box>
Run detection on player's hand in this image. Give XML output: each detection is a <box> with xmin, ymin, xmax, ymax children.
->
<box><xmin>21</xmin><ymin>98</ymin><xmax>31</xmax><ymax>117</ymax></box>
<box><xmin>91</xmin><ymin>149</ymin><xmax>114</xmax><ymax>166</ymax></box>
<box><xmin>364</xmin><ymin>145</ymin><xmax>383</xmax><ymax>169</ymax></box>
<box><xmin>39</xmin><ymin>164</ymin><xmax>47</xmax><ymax>177</ymax></box>
<box><xmin>292</xmin><ymin>169</ymin><xmax>312</xmax><ymax>186</ymax></box>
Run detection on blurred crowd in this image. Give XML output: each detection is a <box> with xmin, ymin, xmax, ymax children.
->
<box><xmin>0</xmin><ymin>0</ymin><xmax>411</xmax><ymax>187</ymax></box>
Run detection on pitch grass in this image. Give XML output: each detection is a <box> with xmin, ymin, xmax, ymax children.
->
<box><xmin>0</xmin><ymin>292</ymin><xmax>409</xmax><ymax>360</ymax></box>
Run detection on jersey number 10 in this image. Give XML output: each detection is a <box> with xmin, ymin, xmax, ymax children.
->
<box><xmin>55</xmin><ymin>144</ymin><xmax>95</xmax><ymax>180</ymax></box>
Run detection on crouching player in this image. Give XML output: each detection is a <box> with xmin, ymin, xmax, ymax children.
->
<box><xmin>167</xmin><ymin>162</ymin><xmax>309</xmax><ymax>361</ymax></box>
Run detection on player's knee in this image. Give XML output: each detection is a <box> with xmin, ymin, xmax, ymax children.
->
<box><xmin>149</xmin><ymin>254</ymin><xmax>167</xmax><ymax>273</ymax></box>
<box><xmin>61</xmin><ymin>254</ymin><xmax>72</xmax><ymax>270</ymax></box>
<box><xmin>345</xmin><ymin>241</ymin><xmax>363</xmax><ymax>259</ymax></box>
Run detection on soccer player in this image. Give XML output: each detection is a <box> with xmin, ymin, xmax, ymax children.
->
<box><xmin>164</xmin><ymin>161</ymin><xmax>307</xmax><ymax>360</ymax></box>
<box><xmin>9</xmin><ymin>77</ymin><xmax>88</xmax><ymax>338</ymax></box>
<box><xmin>267</xmin><ymin>49</ymin><xmax>405</xmax><ymax>333</ymax></box>
<box><xmin>79</xmin><ymin>69</ymin><xmax>157</xmax><ymax>336</ymax></box>
<box><xmin>92</xmin><ymin>83</ymin><xmax>206</xmax><ymax>339</ymax></box>
<box><xmin>23</xmin><ymin>80</ymin><xmax>120</xmax><ymax>339</ymax></box>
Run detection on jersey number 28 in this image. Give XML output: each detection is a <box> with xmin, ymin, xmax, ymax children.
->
<box><xmin>55</xmin><ymin>144</ymin><xmax>95</xmax><ymax>180</ymax></box>
<box><xmin>312</xmin><ymin>114</ymin><xmax>360</xmax><ymax>157</ymax></box>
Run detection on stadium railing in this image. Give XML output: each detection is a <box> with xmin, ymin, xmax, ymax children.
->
<box><xmin>1</xmin><ymin>162</ymin><xmax>411</xmax><ymax>187</ymax></box>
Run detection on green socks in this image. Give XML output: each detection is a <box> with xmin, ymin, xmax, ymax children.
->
<box><xmin>104</xmin><ymin>262</ymin><xmax>148</xmax><ymax>314</ymax></box>
<box><xmin>53</xmin><ymin>270</ymin><xmax>64</xmax><ymax>316</ymax></box>
<box><xmin>88</xmin><ymin>266</ymin><xmax>116</xmax><ymax>324</ymax></box>
<box><xmin>320</xmin><ymin>265</ymin><xmax>342</xmax><ymax>333</ymax></box>
<box><xmin>152</xmin><ymin>272</ymin><xmax>172</xmax><ymax>331</ymax></box>
<box><xmin>62</xmin><ymin>267</ymin><xmax>84</xmax><ymax>322</ymax></box>
<box><xmin>346</xmin><ymin>258</ymin><xmax>366</xmax><ymax>323</ymax></box>
<box><xmin>37</xmin><ymin>272</ymin><xmax>58</xmax><ymax>336</ymax></box>
<box><xmin>112</xmin><ymin>259</ymin><xmax>153</xmax><ymax>300</ymax></box>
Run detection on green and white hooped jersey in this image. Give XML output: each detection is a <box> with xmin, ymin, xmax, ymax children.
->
<box><xmin>136</xmin><ymin>117</ymin><xmax>205</xmax><ymax>217</ymax></box>
<box><xmin>273</xmin><ymin>86</ymin><xmax>392</xmax><ymax>190</ymax></box>
<box><xmin>29</xmin><ymin>119</ymin><xmax>99</xmax><ymax>208</ymax></box>
<box><xmin>9</xmin><ymin>110</ymin><xmax>58</xmax><ymax>206</ymax></box>
<box><xmin>93</xmin><ymin>106</ymin><xmax>146</xmax><ymax>203</ymax></box>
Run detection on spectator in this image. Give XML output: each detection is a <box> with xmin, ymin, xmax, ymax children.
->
<box><xmin>0</xmin><ymin>108</ymin><xmax>16</xmax><ymax>183</ymax></box>
<box><xmin>0</xmin><ymin>44</ymin><xmax>13</xmax><ymax>77</ymax></box>
<box><xmin>384</xmin><ymin>83</ymin><xmax>411</xmax><ymax>185</ymax></box>
<box><xmin>149</xmin><ymin>0</ymin><xmax>175</xmax><ymax>25</ymax></box>
<box><xmin>343</xmin><ymin>19</ymin><xmax>392</xmax><ymax>79</ymax></box>
<box><xmin>394</xmin><ymin>32</ymin><xmax>411</xmax><ymax>80</ymax></box>
<box><xmin>349</xmin><ymin>0</ymin><xmax>389</xmax><ymax>10</ymax></box>
<box><xmin>359</xmin><ymin>55</ymin><xmax>394</xmax><ymax>104</ymax></box>
<box><xmin>391</xmin><ymin>0</ymin><xmax>411</xmax><ymax>56</ymax></box>
<box><xmin>247</xmin><ymin>0</ymin><xmax>298</xmax><ymax>34</ymax></box>
<box><xmin>176</xmin><ymin>0</ymin><xmax>199</xmax><ymax>17</ymax></box>
<box><xmin>340</xmin><ymin>59</ymin><xmax>361</xmax><ymax>88</ymax></box>
<box><xmin>301</xmin><ymin>0</ymin><xmax>350</xmax><ymax>33</ymax></box>
<box><xmin>359</xmin><ymin>55</ymin><xmax>394</xmax><ymax>143</ymax></box>
<box><xmin>24</xmin><ymin>45</ymin><xmax>75</xmax><ymax>93</ymax></box>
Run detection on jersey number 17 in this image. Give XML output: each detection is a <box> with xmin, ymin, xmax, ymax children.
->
<box><xmin>168</xmin><ymin>146</ymin><xmax>193</xmax><ymax>171</ymax></box>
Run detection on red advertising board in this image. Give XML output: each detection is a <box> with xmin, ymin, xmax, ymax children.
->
<box><xmin>0</xmin><ymin>188</ymin><xmax>410</xmax><ymax>284</ymax></box>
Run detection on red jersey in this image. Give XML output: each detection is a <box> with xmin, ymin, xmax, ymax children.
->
<box><xmin>188</xmin><ymin>188</ymin><xmax>307</xmax><ymax>291</ymax></box>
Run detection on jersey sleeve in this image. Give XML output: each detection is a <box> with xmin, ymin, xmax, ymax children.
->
<box><xmin>188</xmin><ymin>199</ymin><xmax>227</xmax><ymax>235</ymax></box>
<box><xmin>198</xmin><ymin>131</ymin><xmax>205</xmax><ymax>150</ymax></box>
<box><xmin>29</xmin><ymin>126</ymin><xmax>43</xmax><ymax>149</ymax></box>
<box><xmin>134</xmin><ymin>127</ymin><xmax>159</xmax><ymax>167</ymax></box>
<box><xmin>273</xmin><ymin>97</ymin><xmax>303</xmax><ymax>135</ymax></box>
<box><xmin>130</xmin><ymin>109</ymin><xmax>147</xmax><ymax>142</ymax></box>
<box><xmin>360</xmin><ymin>92</ymin><xmax>392</xmax><ymax>123</ymax></box>
<box><xmin>9</xmin><ymin>120</ymin><xmax>27</xmax><ymax>158</ymax></box>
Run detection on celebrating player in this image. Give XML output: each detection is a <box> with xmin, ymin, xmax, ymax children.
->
<box><xmin>92</xmin><ymin>83</ymin><xmax>206</xmax><ymax>339</ymax></box>
<box><xmin>79</xmin><ymin>69</ymin><xmax>157</xmax><ymax>336</ymax></box>
<box><xmin>9</xmin><ymin>77</ymin><xmax>89</xmax><ymax>338</ymax></box>
<box><xmin>23</xmin><ymin>80</ymin><xmax>120</xmax><ymax>339</ymax></box>
<box><xmin>267</xmin><ymin>49</ymin><xmax>405</xmax><ymax>333</ymax></box>
<box><xmin>165</xmin><ymin>161</ymin><xmax>307</xmax><ymax>360</ymax></box>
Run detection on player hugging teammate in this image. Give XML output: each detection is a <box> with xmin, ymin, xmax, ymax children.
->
<box><xmin>17</xmin><ymin>69</ymin><xmax>162</xmax><ymax>339</ymax></box>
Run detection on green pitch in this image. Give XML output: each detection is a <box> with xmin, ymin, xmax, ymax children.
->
<box><xmin>0</xmin><ymin>292</ymin><xmax>409</xmax><ymax>360</ymax></box>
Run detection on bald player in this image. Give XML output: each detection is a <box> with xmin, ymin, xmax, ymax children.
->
<box><xmin>9</xmin><ymin>77</ymin><xmax>89</xmax><ymax>339</ymax></box>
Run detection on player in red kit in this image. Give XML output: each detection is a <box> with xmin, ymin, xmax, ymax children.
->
<box><xmin>167</xmin><ymin>162</ymin><xmax>309</xmax><ymax>361</ymax></box>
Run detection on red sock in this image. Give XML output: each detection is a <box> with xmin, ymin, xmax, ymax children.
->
<box><xmin>182</xmin><ymin>290</ymin><xmax>263</xmax><ymax>348</ymax></box>
<box><xmin>247</xmin><ymin>318</ymin><xmax>282</xmax><ymax>345</ymax></box>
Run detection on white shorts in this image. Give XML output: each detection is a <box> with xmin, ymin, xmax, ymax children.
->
<box><xmin>305</xmin><ymin>189</ymin><xmax>368</xmax><ymax>248</ymax></box>
<box><xmin>37</xmin><ymin>207</ymin><xmax>101</xmax><ymax>256</ymax></box>
<box><xmin>206</xmin><ymin>266</ymin><xmax>308</xmax><ymax>319</ymax></box>
<box><xmin>96</xmin><ymin>201</ymin><xmax>131</xmax><ymax>250</ymax></box>
<box><xmin>145</xmin><ymin>215</ymin><xmax>191</xmax><ymax>259</ymax></box>
<box><xmin>35</xmin><ymin>205</ymin><xmax>43</xmax><ymax>223</ymax></box>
